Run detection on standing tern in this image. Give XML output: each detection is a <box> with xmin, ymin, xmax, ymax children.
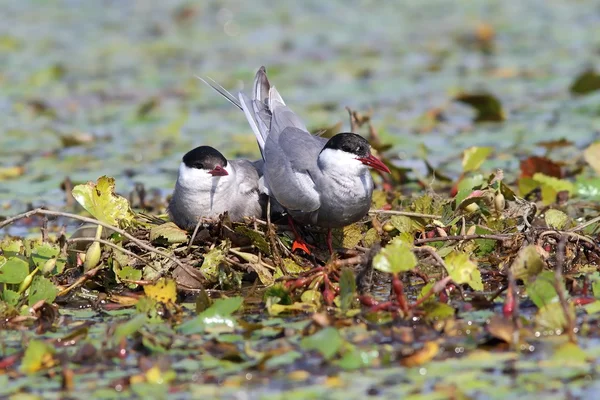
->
<box><xmin>168</xmin><ymin>145</ymin><xmax>264</xmax><ymax>229</ymax></box>
<box><xmin>200</xmin><ymin>67</ymin><xmax>390</xmax><ymax>254</ymax></box>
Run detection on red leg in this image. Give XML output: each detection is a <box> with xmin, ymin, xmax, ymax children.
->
<box><xmin>326</xmin><ymin>228</ymin><xmax>334</xmax><ymax>255</ymax></box>
<box><xmin>288</xmin><ymin>215</ymin><xmax>311</xmax><ymax>254</ymax></box>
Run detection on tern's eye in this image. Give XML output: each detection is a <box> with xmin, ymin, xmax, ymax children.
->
<box><xmin>192</xmin><ymin>162</ymin><xmax>204</xmax><ymax>169</ymax></box>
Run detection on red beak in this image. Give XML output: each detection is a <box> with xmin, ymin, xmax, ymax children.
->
<box><xmin>208</xmin><ymin>166</ymin><xmax>229</xmax><ymax>176</ymax></box>
<box><xmin>358</xmin><ymin>154</ymin><xmax>391</xmax><ymax>173</ymax></box>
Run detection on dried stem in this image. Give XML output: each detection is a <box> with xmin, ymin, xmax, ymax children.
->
<box><xmin>414</xmin><ymin>233</ymin><xmax>513</xmax><ymax>246</ymax></box>
<box><xmin>57</xmin><ymin>265</ymin><xmax>103</xmax><ymax>297</ymax></box>
<box><xmin>368</xmin><ymin>209</ymin><xmax>442</xmax><ymax>219</ymax></box>
<box><xmin>554</xmin><ymin>236</ymin><xmax>577</xmax><ymax>343</ymax></box>
<box><xmin>569</xmin><ymin>215</ymin><xmax>600</xmax><ymax>233</ymax></box>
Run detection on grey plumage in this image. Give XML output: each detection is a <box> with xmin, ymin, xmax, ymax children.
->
<box><xmin>168</xmin><ymin>146</ymin><xmax>264</xmax><ymax>229</ymax></box>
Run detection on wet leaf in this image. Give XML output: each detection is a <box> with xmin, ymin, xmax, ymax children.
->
<box><xmin>113</xmin><ymin>314</ymin><xmax>147</xmax><ymax>344</ymax></box>
<box><xmin>526</xmin><ymin>271</ymin><xmax>561</xmax><ymax>308</ymax></box>
<box><xmin>117</xmin><ymin>266</ymin><xmax>142</xmax><ymax>289</ymax></box>
<box><xmin>0</xmin><ymin>165</ymin><xmax>25</xmax><ymax>181</ymax></box>
<box><xmin>510</xmin><ymin>245</ymin><xmax>545</xmax><ymax>280</ymax></box>
<box><xmin>583</xmin><ymin>142</ymin><xmax>600</xmax><ymax>176</ymax></box>
<box><xmin>20</xmin><ymin>340</ymin><xmax>56</xmax><ymax>374</ymax></box>
<box><xmin>570</xmin><ymin>69</ymin><xmax>600</xmax><ymax>95</ymax></box>
<box><xmin>401</xmin><ymin>342</ymin><xmax>439</xmax><ymax>367</ymax></box>
<box><xmin>28</xmin><ymin>276</ymin><xmax>58</xmax><ymax>306</ymax></box>
<box><xmin>200</xmin><ymin>247</ymin><xmax>225</xmax><ymax>282</ymax></box>
<box><xmin>552</xmin><ymin>342</ymin><xmax>588</xmax><ymax>363</ymax></box>
<box><xmin>544</xmin><ymin>209</ymin><xmax>569</xmax><ymax>230</ymax></box>
<box><xmin>2</xmin><ymin>289</ymin><xmax>19</xmax><ymax>306</ymax></box>
<box><xmin>149</xmin><ymin>222</ymin><xmax>188</xmax><ymax>245</ymax></box>
<box><xmin>373</xmin><ymin>238</ymin><xmax>417</xmax><ymax>274</ymax></box>
<box><xmin>532</xmin><ymin>173</ymin><xmax>574</xmax><ymax>205</ymax></box>
<box><xmin>455</xmin><ymin>93</ymin><xmax>505</xmax><ymax>122</ymax></box>
<box><xmin>389</xmin><ymin>215</ymin><xmax>415</xmax><ymax>233</ymax></box>
<box><xmin>462</xmin><ymin>146</ymin><xmax>493</xmax><ymax>173</ymax></box>
<box><xmin>71</xmin><ymin>176</ymin><xmax>134</xmax><ymax>226</ymax></box>
<box><xmin>536</xmin><ymin>302</ymin><xmax>574</xmax><ymax>331</ymax></box>
<box><xmin>0</xmin><ymin>256</ymin><xmax>29</xmax><ymax>284</ymax></box>
<box><xmin>339</xmin><ymin>268</ymin><xmax>356</xmax><ymax>313</ymax></box>
<box><xmin>179</xmin><ymin>297</ymin><xmax>243</xmax><ymax>334</ymax></box>
<box><xmin>144</xmin><ymin>278</ymin><xmax>177</xmax><ymax>303</ymax></box>
<box><xmin>334</xmin><ymin>347</ymin><xmax>378</xmax><ymax>370</ymax></box>
<box><xmin>235</xmin><ymin>226</ymin><xmax>270</xmax><ymax>254</ymax></box>
<box><xmin>444</xmin><ymin>252</ymin><xmax>483</xmax><ymax>291</ymax></box>
<box><xmin>300</xmin><ymin>327</ymin><xmax>343</xmax><ymax>360</ymax></box>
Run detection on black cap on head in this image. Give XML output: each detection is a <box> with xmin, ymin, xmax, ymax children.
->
<box><xmin>182</xmin><ymin>146</ymin><xmax>228</xmax><ymax>170</ymax></box>
<box><xmin>321</xmin><ymin>133</ymin><xmax>370</xmax><ymax>157</ymax></box>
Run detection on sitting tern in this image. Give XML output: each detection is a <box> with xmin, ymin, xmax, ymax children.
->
<box><xmin>168</xmin><ymin>145</ymin><xmax>264</xmax><ymax>229</ymax></box>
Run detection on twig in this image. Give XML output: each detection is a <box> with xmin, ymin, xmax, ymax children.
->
<box><xmin>187</xmin><ymin>218</ymin><xmax>205</xmax><ymax>251</ymax></box>
<box><xmin>411</xmin><ymin>276</ymin><xmax>452</xmax><ymax>309</ymax></box>
<box><xmin>41</xmin><ymin>216</ymin><xmax>48</xmax><ymax>243</ymax></box>
<box><xmin>368</xmin><ymin>209</ymin><xmax>442</xmax><ymax>219</ymax></box>
<box><xmin>346</xmin><ymin>107</ymin><xmax>358</xmax><ymax>133</ymax></box>
<box><xmin>0</xmin><ymin>208</ymin><xmax>203</xmax><ymax>285</ymax></box>
<box><xmin>569</xmin><ymin>215</ymin><xmax>600</xmax><ymax>233</ymax></box>
<box><xmin>57</xmin><ymin>265</ymin><xmax>103</xmax><ymax>297</ymax></box>
<box><xmin>67</xmin><ymin>237</ymin><xmax>153</xmax><ymax>269</ymax></box>
<box><xmin>414</xmin><ymin>233</ymin><xmax>513</xmax><ymax>245</ymax></box>
<box><xmin>539</xmin><ymin>230</ymin><xmax>597</xmax><ymax>247</ymax></box>
<box><xmin>554</xmin><ymin>236</ymin><xmax>577</xmax><ymax>344</ymax></box>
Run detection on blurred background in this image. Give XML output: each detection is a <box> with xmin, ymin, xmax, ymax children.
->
<box><xmin>1</xmin><ymin>0</ymin><xmax>599</xmax><ymax>215</ymax></box>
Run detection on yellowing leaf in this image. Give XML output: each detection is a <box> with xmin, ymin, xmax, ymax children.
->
<box><xmin>373</xmin><ymin>238</ymin><xmax>417</xmax><ymax>274</ymax></box>
<box><xmin>149</xmin><ymin>222</ymin><xmax>189</xmax><ymax>245</ymax></box>
<box><xmin>510</xmin><ymin>245</ymin><xmax>545</xmax><ymax>280</ymax></box>
<box><xmin>544</xmin><ymin>209</ymin><xmax>569</xmax><ymax>230</ymax></box>
<box><xmin>401</xmin><ymin>342</ymin><xmax>439</xmax><ymax>367</ymax></box>
<box><xmin>444</xmin><ymin>252</ymin><xmax>483</xmax><ymax>291</ymax></box>
<box><xmin>462</xmin><ymin>146</ymin><xmax>493</xmax><ymax>173</ymax></box>
<box><xmin>72</xmin><ymin>176</ymin><xmax>134</xmax><ymax>226</ymax></box>
<box><xmin>144</xmin><ymin>278</ymin><xmax>177</xmax><ymax>303</ymax></box>
<box><xmin>532</xmin><ymin>173</ymin><xmax>574</xmax><ymax>205</ymax></box>
<box><xmin>584</xmin><ymin>142</ymin><xmax>600</xmax><ymax>176</ymax></box>
<box><xmin>20</xmin><ymin>340</ymin><xmax>56</xmax><ymax>374</ymax></box>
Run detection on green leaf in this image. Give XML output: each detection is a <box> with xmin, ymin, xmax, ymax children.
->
<box><xmin>300</xmin><ymin>327</ymin><xmax>344</xmax><ymax>360</ymax></box>
<box><xmin>455</xmin><ymin>93</ymin><xmax>505</xmax><ymax>122</ymax></box>
<box><xmin>552</xmin><ymin>342</ymin><xmax>588</xmax><ymax>363</ymax></box>
<box><xmin>510</xmin><ymin>245</ymin><xmax>545</xmax><ymax>280</ymax></box>
<box><xmin>532</xmin><ymin>173</ymin><xmax>575</xmax><ymax>205</ymax></box>
<box><xmin>179</xmin><ymin>297</ymin><xmax>243</xmax><ymax>335</ymax></box>
<box><xmin>30</xmin><ymin>242</ymin><xmax>59</xmax><ymax>268</ymax></box>
<box><xmin>339</xmin><ymin>268</ymin><xmax>356</xmax><ymax>313</ymax></box>
<box><xmin>544</xmin><ymin>209</ymin><xmax>569</xmax><ymax>230</ymax></box>
<box><xmin>117</xmin><ymin>266</ymin><xmax>142</xmax><ymax>289</ymax></box>
<box><xmin>0</xmin><ymin>256</ymin><xmax>29</xmax><ymax>284</ymax></box>
<box><xmin>113</xmin><ymin>314</ymin><xmax>148</xmax><ymax>343</ymax></box>
<box><xmin>28</xmin><ymin>276</ymin><xmax>58</xmax><ymax>306</ymax></box>
<box><xmin>373</xmin><ymin>239</ymin><xmax>417</xmax><ymax>274</ymax></box>
<box><xmin>149</xmin><ymin>222</ymin><xmax>189</xmax><ymax>245</ymax></box>
<box><xmin>444</xmin><ymin>252</ymin><xmax>483</xmax><ymax>291</ymax></box>
<box><xmin>389</xmin><ymin>215</ymin><xmax>415</xmax><ymax>233</ymax></box>
<box><xmin>71</xmin><ymin>176</ymin><xmax>134</xmax><ymax>226</ymax></box>
<box><xmin>0</xmin><ymin>238</ymin><xmax>22</xmax><ymax>258</ymax></box>
<box><xmin>422</xmin><ymin>302</ymin><xmax>455</xmax><ymax>322</ymax></box>
<box><xmin>526</xmin><ymin>271</ymin><xmax>561</xmax><ymax>308</ymax></box>
<box><xmin>200</xmin><ymin>247</ymin><xmax>225</xmax><ymax>283</ymax></box>
<box><xmin>20</xmin><ymin>340</ymin><xmax>56</xmax><ymax>374</ymax></box>
<box><xmin>1</xmin><ymin>289</ymin><xmax>20</xmax><ymax>306</ymax></box>
<box><xmin>234</xmin><ymin>226</ymin><xmax>270</xmax><ymax>254</ymax></box>
<box><xmin>462</xmin><ymin>146</ymin><xmax>493</xmax><ymax>173</ymax></box>
<box><xmin>334</xmin><ymin>347</ymin><xmax>378</xmax><ymax>370</ymax></box>
<box><xmin>570</xmin><ymin>69</ymin><xmax>600</xmax><ymax>95</ymax></box>
<box><xmin>536</xmin><ymin>301</ymin><xmax>574</xmax><ymax>331</ymax></box>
